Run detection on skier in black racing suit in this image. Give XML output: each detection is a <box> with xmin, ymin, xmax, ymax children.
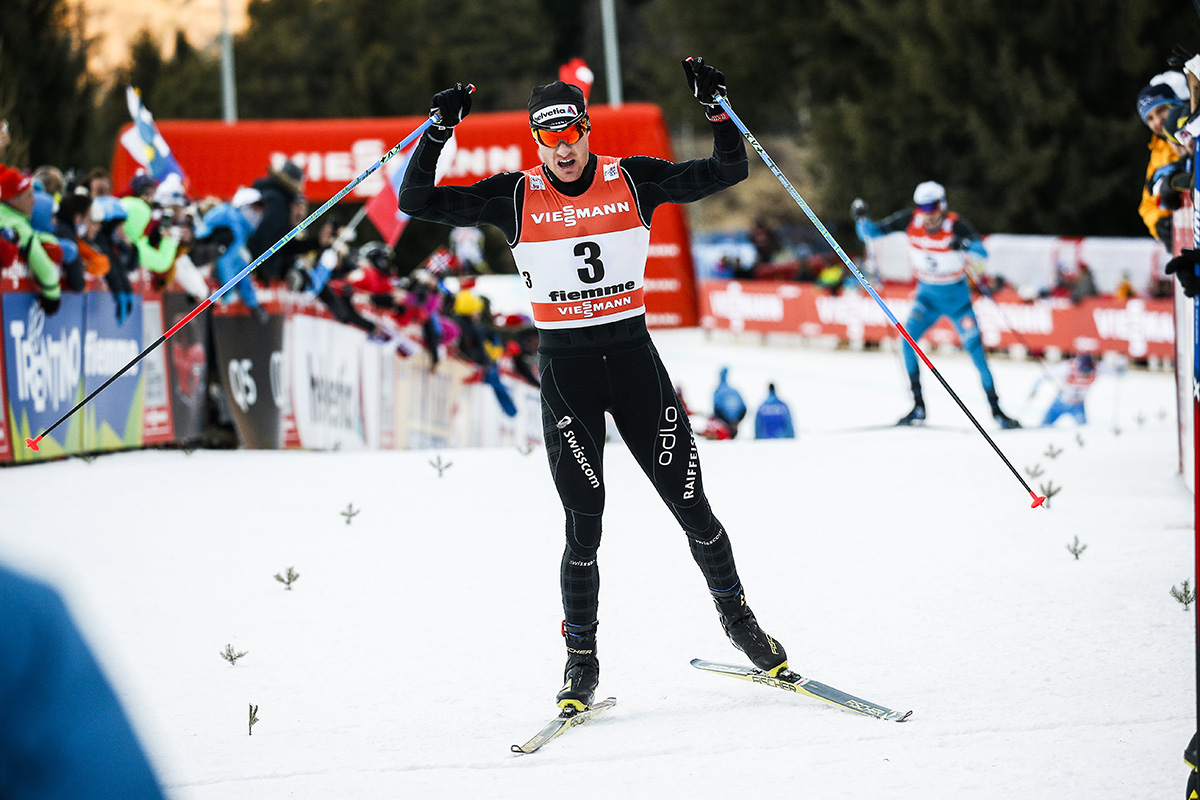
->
<box><xmin>398</xmin><ymin>58</ymin><xmax>788</xmax><ymax>712</ymax></box>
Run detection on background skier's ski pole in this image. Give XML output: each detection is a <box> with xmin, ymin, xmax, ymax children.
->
<box><xmin>962</xmin><ymin>267</ymin><xmax>1066</xmax><ymax>396</ymax></box>
<box><xmin>24</xmin><ymin>103</ymin><xmax>463</xmax><ymax>453</ymax></box>
<box><xmin>712</xmin><ymin>92</ymin><xmax>1044</xmax><ymax>509</ymax></box>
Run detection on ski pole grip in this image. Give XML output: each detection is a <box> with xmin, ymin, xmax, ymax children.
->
<box><xmin>429</xmin><ymin>84</ymin><xmax>477</xmax><ymax>127</ymax></box>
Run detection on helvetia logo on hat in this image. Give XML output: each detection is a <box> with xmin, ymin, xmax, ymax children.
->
<box><xmin>532</xmin><ymin>104</ymin><xmax>579</xmax><ymax>125</ymax></box>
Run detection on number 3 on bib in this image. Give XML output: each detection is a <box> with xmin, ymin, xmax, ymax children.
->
<box><xmin>575</xmin><ymin>241</ymin><xmax>605</xmax><ymax>284</ymax></box>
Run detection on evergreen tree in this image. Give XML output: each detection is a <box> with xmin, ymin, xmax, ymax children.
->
<box><xmin>230</xmin><ymin>0</ymin><xmax>554</xmax><ymax>119</ymax></box>
<box><xmin>626</xmin><ymin>0</ymin><xmax>808</xmax><ymax>130</ymax></box>
<box><xmin>800</xmin><ymin>0</ymin><xmax>1200</xmax><ymax>236</ymax></box>
<box><xmin>0</xmin><ymin>0</ymin><xmax>100</xmax><ymax>169</ymax></box>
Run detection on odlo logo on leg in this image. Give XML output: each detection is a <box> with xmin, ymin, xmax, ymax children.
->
<box><xmin>657</xmin><ymin>405</ymin><xmax>680</xmax><ymax>466</ymax></box>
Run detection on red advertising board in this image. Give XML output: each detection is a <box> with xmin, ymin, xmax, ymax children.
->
<box><xmin>111</xmin><ymin>105</ymin><xmax>698</xmax><ymax>326</ymax></box>
<box><xmin>698</xmin><ymin>280</ymin><xmax>1176</xmax><ymax>361</ymax></box>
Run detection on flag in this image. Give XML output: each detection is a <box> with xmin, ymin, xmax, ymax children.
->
<box><xmin>559</xmin><ymin>58</ymin><xmax>594</xmax><ymax>103</ymax></box>
<box><xmin>121</xmin><ymin>86</ymin><xmax>187</xmax><ymax>185</ymax></box>
<box><xmin>364</xmin><ymin>153</ymin><xmax>411</xmax><ymax>248</ymax></box>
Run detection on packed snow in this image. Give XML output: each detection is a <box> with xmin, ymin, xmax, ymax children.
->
<box><xmin>0</xmin><ymin>328</ymin><xmax>1191</xmax><ymax>798</ymax></box>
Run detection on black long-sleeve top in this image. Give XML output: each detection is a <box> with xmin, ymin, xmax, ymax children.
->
<box><xmin>397</xmin><ymin>120</ymin><xmax>748</xmax><ymax>246</ymax></box>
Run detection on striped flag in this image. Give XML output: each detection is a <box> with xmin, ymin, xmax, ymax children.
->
<box><xmin>120</xmin><ymin>86</ymin><xmax>187</xmax><ymax>185</ymax></box>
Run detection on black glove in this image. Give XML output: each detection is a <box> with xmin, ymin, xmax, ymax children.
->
<box><xmin>430</xmin><ymin>83</ymin><xmax>472</xmax><ymax>131</ymax></box>
<box><xmin>1156</xmin><ymin>216</ymin><xmax>1174</xmax><ymax>249</ymax></box>
<box><xmin>37</xmin><ymin>293</ymin><xmax>61</xmax><ymax>315</ymax></box>
<box><xmin>1164</xmin><ymin>170</ymin><xmax>1195</xmax><ymax>210</ymax></box>
<box><xmin>682</xmin><ymin>57</ymin><xmax>729</xmax><ymax>121</ymax></box>
<box><xmin>1166</xmin><ymin>248</ymin><xmax>1200</xmax><ymax>297</ymax></box>
<box><xmin>851</xmin><ymin>198</ymin><xmax>868</xmax><ymax>220</ymax></box>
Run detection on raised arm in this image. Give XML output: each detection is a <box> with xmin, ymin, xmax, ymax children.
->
<box><xmin>397</xmin><ymin>84</ymin><xmax>524</xmax><ymax>241</ymax></box>
<box><xmin>618</xmin><ymin>58</ymin><xmax>748</xmax><ymax>220</ymax></box>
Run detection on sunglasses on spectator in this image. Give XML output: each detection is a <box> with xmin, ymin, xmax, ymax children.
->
<box><xmin>532</xmin><ymin>119</ymin><xmax>590</xmax><ymax>147</ymax></box>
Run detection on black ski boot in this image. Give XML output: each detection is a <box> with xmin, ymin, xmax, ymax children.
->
<box><xmin>987</xmin><ymin>389</ymin><xmax>1021</xmax><ymax>429</ymax></box>
<box><xmin>896</xmin><ymin>402</ymin><xmax>926</xmax><ymax>426</ymax></box>
<box><xmin>897</xmin><ymin>381</ymin><xmax>925</xmax><ymax>427</ymax></box>
<box><xmin>555</xmin><ymin>624</ymin><xmax>599</xmax><ymax>712</ymax></box>
<box><xmin>713</xmin><ymin>590</ymin><xmax>787</xmax><ymax>676</ymax></box>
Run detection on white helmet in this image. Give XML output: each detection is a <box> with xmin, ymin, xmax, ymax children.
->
<box><xmin>913</xmin><ymin>181</ymin><xmax>946</xmax><ymax>208</ymax></box>
<box><xmin>231</xmin><ymin>186</ymin><xmax>263</xmax><ymax>208</ymax></box>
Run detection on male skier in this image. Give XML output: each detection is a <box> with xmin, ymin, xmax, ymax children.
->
<box><xmin>398</xmin><ymin>58</ymin><xmax>787</xmax><ymax>712</ymax></box>
<box><xmin>853</xmin><ymin>182</ymin><xmax>1020</xmax><ymax>428</ymax></box>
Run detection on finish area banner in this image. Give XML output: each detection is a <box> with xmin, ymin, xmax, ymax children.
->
<box><xmin>111</xmin><ymin>105</ymin><xmax>699</xmax><ymax>327</ymax></box>
<box><xmin>698</xmin><ymin>280</ymin><xmax>1176</xmax><ymax>361</ymax></box>
<box><xmin>3</xmin><ymin>292</ymin><xmax>147</xmax><ymax>461</ymax></box>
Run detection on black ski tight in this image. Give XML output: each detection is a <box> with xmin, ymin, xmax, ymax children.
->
<box><xmin>539</xmin><ymin>341</ymin><xmax>742</xmax><ymax>631</ymax></box>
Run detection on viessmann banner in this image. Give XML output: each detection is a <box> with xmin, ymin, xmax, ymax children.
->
<box><xmin>698</xmin><ymin>280</ymin><xmax>1176</xmax><ymax>361</ymax></box>
<box><xmin>111</xmin><ymin>105</ymin><xmax>699</xmax><ymax>327</ymax></box>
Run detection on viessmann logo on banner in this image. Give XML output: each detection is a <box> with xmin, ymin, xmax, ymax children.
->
<box><xmin>701</xmin><ymin>281</ymin><xmax>794</xmax><ymax>333</ymax></box>
<box><xmin>698</xmin><ymin>280</ymin><xmax>1176</xmax><ymax>359</ymax></box>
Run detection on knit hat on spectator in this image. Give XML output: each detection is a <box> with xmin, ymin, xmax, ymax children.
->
<box><xmin>268</xmin><ymin>160</ymin><xmax>305</xmax><ymax>195</ymax></box>
<box><xmin>528</xmin><ymin>81</ymin><xmax>587</xmax><ymax>130</ymax></box>
<box><xmin>90</xmin><ymin>195</ymin><xmax>128</xmax><ymax>222</ymax></box>
<box><xmin>0</xmin><ymin>166</ymin><xmax>32</xmax><ymax>200</ymax></box>
<box><xmin>425</xmin><ymin>246</ymin><xmax>458</xmax><ymax>276</ymax></box>
<box><xmin>129</xmin><ymin>171</ymin><xmax>158</xmax><ymax>197</ymax></box>
<box><xmin>1137</xmin><ymin>83</ymin><xmax>1182</xmax><ymax>124</ymax></box>
<box><xmin>153</xmin><ymin>173</ymin><xmax>188</xmax><ymax>207</ymax></box>
<box><xmin>1152</xmin><ymin>70</ymin><xmax>1190</xmax><ymax>103</ymax></box>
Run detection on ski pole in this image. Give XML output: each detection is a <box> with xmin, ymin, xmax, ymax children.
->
<box><xmin>962</xmin><ymin>266</ymin><xmax>1066</xmax><ymax>396</ymax></box>
<box><xmin>712</xmin><ymin>92</ymin><xmax>1045</xmax><ymax>509</ymax></box>
<box><xmin>854</xmin><ymin>211</ymin><xmax>908</xmax><ymax>384</ymax></box>
<box><xmin>24</xmin><ymin>98</ymin><xmax>469</xmax><ymax>453</ymax></box>
<box><xmin>1191</xmin><ymin>121</ymin><xmax>1200</xmax><ymax>781</ymax></box>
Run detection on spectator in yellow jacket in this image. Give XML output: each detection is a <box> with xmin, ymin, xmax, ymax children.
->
<box><xmin>1136</xmin><ymin>82</ymin><xmax>1186</xmax><ymax>249</ymax></box>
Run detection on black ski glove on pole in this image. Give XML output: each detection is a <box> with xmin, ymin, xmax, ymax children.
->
<box><xmin>682</xmin><ymin>57</ymin><xmax>729</xmax><ymax>122</ymax></box>
<box><xmin>1166</xmin><ymin>248</ymin><xmax>1200</xmax><ymax>297</ymax></box>
<box><xmin>430</xmin><ymin>83</ymin><xmax>473</xmax><ymax>131</ymax></box>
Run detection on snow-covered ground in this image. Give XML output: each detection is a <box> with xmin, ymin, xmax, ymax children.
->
<box><xmin>0</xmin><ymin>328</ymin><xmax>1192</xmax><ymax>799</ymax></box>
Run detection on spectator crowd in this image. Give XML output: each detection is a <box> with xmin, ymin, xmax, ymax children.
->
<box><xmin>0</xmin><ymin>127</ymin><xmax>541</xmax><ymax>429</ymax></box>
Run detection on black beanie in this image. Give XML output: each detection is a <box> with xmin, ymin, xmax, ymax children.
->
<box><xmin>528</xmin><ymin>81</ymin><xmax>587</xmax><ymax>130</ymax></box>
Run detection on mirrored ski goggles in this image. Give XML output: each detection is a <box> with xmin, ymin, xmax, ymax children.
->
<box><xmin>531</xmin><ymin>118</ymin><xmax>590</xmax><ymax>147</ymax></box>
<box><xmin>915</xmin><ymin>201</ymin><xmax>942</xmax><ymax>213</ymax></box>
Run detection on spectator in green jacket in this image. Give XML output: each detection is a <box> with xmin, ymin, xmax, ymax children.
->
<box><xmin>121</xmin><ymin>172</ymin><xmax>181</xmax><ymax>280</ymax></box>
<box><xmin>0</xmin><ymin>166</ymin><xmax>62</xmax><ymax>314</ymax></box>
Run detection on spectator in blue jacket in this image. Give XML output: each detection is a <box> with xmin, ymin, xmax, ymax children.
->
<box><xmin>754</xmin><ymin>383</ymin><xmax>795</xmax><ymax>439</ymax></box>
<box><xmin>195</xmin><ymin>186</ymin><xmax>268</xmax><ymax>323</ymax></box>
<box><xmin>0</xmin><ymin>561</ymin><xmax>166</xmax><ymax>799</ymax></box>
<box><xmin>712</xmin><ymin>366</ymin><xmax>747</xmax><ymax>438</ymax></box>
